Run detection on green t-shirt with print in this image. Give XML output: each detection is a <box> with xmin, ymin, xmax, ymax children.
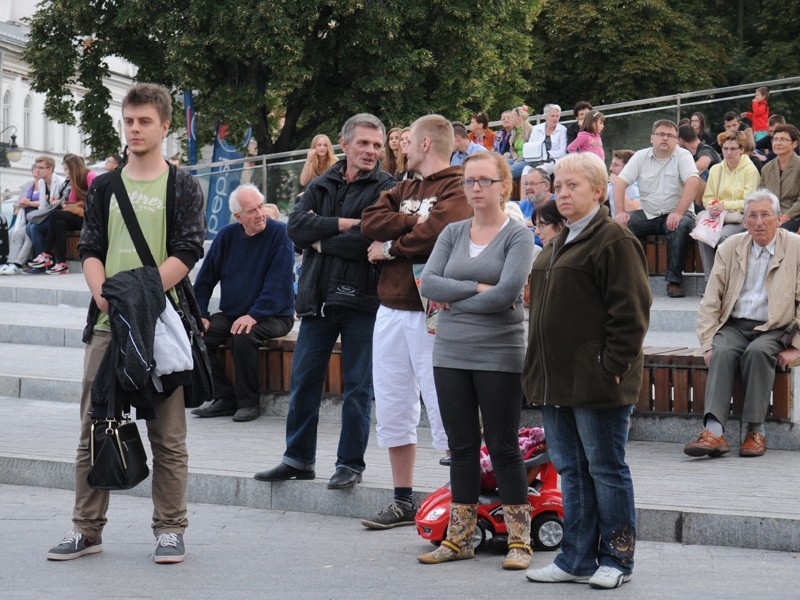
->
<box><xmin>95</xmin><ymin>169</ymin><xmax>170</xmax><ymax>331</ymax></box>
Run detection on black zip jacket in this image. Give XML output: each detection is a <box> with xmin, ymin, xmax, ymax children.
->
<box><xmin>288</xmin><ymin>159</ymin><xmax>396</xmax><ymax>316</ymax></box>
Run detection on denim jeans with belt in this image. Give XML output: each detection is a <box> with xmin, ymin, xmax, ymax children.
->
<box><xmin>542</xmin><ymin>404</ymin><xmax>636</xmax><ymax>576</ymax></box>
<box><xmin>283</xmin><ymin>306</ymin><xmax>375</xmax><ymax>473</ymax></box>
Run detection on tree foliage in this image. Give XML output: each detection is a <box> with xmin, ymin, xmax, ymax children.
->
<box><xmin>24</xmin><ymin>0</ymin><xmax>539</xmax><ymax>159</ymax></box>
<box><xmin>527</xmin><ymin>0</ymin><xmax>733</xmax><ymax>108</ymax></box>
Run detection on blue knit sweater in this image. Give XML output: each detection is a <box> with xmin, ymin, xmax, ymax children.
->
<box><xmin>193</xmin><ymin>220</ymin><xmax>295</xmax><ymax>321</ymax></box>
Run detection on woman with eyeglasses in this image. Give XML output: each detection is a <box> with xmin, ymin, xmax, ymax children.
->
<box><xmin>690</xmin><ymin>112</ymin><xmax>714</xmax><ymax>146</ymax></box>
<box><xmin>697</xmin><ymin>130</ymin><xmax>760</xmax><ymax>279</ymax></box>
<box><xmin>533</xmin><ymin>200</ymin><xmax>566</xmax><ymax>246</ymax></box>
<box><xmin>418</xmin><ymin>151</ymin><xmax>535</xmax><ymax>570</ymax></box>
<box><xmin>760</xmin><ymin>124</ymin><xmax>800</xmax><ymax>232</ymax></box>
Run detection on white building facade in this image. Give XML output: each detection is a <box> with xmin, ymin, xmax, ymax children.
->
<box><xmin>0</xmin><ymin>0</ymin><xmax>180</xmax><ymax>203</ymax></box>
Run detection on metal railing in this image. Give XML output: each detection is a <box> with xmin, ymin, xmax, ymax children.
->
<box><xmin>183</xmin><ymin>77</ymin><xmax>800</xmax><ymax>223</ymax></box>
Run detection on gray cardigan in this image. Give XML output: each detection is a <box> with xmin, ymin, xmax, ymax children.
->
<box><xmin>420</xmin><ymin>218</ymin><xmax>535</xmax><ymax>372</ymax></box>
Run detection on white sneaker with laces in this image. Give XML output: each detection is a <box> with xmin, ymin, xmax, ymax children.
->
<box><xmin>588</xmin><ymin>565</ymin><xmax>632</xmax><ymax>589</ymax></box>
<box><xmin>0</xmin><ymin>264</ymin><xmax>9</xmax><ymax>274</ymax></box>
<box><xmin>526</xmin><ymin>562</ymin><xmax>591</xmax><ymax>583</ymax></box>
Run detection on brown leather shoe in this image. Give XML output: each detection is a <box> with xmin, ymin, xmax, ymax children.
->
<box><xmin>739</xmin><ymin>432</ymin><xmax>766</xmax><ymax>457</ymax></box>
<box><xmin>666</xmin><ymin>283</ymin><xmax>685</xmax><ymax>298</ymax></box>
<box><xmin>683</xmin><ymin>430</ymin><xmax>730</xmax><ymax>457</ymax></box>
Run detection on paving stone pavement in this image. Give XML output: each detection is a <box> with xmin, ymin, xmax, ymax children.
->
<box><xmin>2</xmin><ymin>396</ymin><xmax>800</xmax><ymax>552</ymax></box>
<box><xmin>1</xmin><ymin>483</ymin><xmax>798</xmax><ymax>600</ymax></box>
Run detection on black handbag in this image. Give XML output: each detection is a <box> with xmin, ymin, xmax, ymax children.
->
<box><xmin>174</xmin><ymin>282</ymin><xmax>214</xmax><ymax>408</ymax></box>
<box><xmin>88</xmin><ymin>412</ymin><xmax>150</xmax><ymax>490</ymax></box>
<box><xmin>110</xmin><ymin>172</ymin><xmax>214</xmax><ymax>409</ymax></box>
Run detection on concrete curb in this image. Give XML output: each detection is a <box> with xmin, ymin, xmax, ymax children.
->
<box><xmin>2</xmin><ymin>455</ymin><xmax>798</xmax><ymax>552</ymax></box>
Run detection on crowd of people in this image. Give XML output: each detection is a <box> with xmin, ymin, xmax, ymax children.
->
<box><xmin>38</xmin><ymin>82</ymin><xmax>800</xmax><ymax>593</ymax></box>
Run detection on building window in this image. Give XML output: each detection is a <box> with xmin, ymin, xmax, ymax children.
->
<box><xmin>2</xmin><ymin>90</ymin><xmax>11</xmax><ymax>139</ymax></box>
<box><xmin>23</xmin><ymin>95</ymin><xmax>31</xmax><ymax>146</ymax></box>
<box><xmin>62</xmin><ymin>123</ymin><xmax>69</xmax><ymax>152</ymax></box>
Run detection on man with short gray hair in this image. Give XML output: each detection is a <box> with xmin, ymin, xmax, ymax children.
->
<box><xmin>191</xmin><ymin>184</ymin><xmax>295</xmax><ymax>422</ymax></box>
<box><xmin>685</xmin><ymin>189</ymin><xmax>800</xmax><ymax>459</ymax></box>
<box><xmin>255</xmin><ymin>113</ymin><xmax>396</xmax><ymax>490</ymax></box>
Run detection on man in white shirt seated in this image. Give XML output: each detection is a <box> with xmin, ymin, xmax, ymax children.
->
<box><xmin>684</xmin><ymin>189</ymin><xmax>800</xmax><ymax>459</ymax></box>
<box><xmin>613</xmin><ymin>120</ymin><xmax>699</xmax><ymax>298</ymax></box>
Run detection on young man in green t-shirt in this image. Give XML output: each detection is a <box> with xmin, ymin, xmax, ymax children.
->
<box><xmin>47</xmin><ymin>84</ymin><xmax>205</xmax><ymax>564</ymax></box>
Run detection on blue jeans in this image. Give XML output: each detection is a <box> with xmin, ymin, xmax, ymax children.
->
<box><xmin>542</xmin><ymin>404</ymin><xmax>636</xmax><ymax>576</ymax></box>
<box><xmin>26</xmin><ymin>221</ymin><xmax>48</xmax><ymax>257</ymax></box>
<box><xmin>626</xmin><ymin>210</ymin><xmax>695</xmax><ymax>284</ymax></box>
<box><xmin>283</xmin><ymin>306</ymin><xmax>375</xmax><ymax>473</ymax></box>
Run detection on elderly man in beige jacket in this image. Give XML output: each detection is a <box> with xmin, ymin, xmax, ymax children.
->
<box><xmin>685</xmin><ymin>189</ymin><xmax>800</xmax><ymax>459</ymax></box>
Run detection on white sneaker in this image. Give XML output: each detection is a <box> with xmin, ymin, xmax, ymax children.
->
<box><xmin>588</xmin><ymin>565</ymin><xmax>632</xmax><ymax>589</ymax></box>
<box><xmin>526</xmin><ymin>562</ymin><xmax>591</xmax><ymax>583</ymax></box>
<box><xmin>0</xmin><ymin>263</ymin><xmax>20</xmax><ymax>275</ymax></box>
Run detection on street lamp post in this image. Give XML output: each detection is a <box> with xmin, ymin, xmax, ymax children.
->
<box><xmin>0</xmin><ymin>126</ymin><xmax>21</xmax><ymax>167</ymax></box>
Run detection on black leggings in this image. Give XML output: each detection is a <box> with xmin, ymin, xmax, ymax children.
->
<box><xmin>433</xmin><ymin>367</ymin><xmax>528</xmax><ymax>505</ymax></box>
<box><xmin>45</xmin><ymin>210</ymin><xmax>83</xmax><ymax>262</ymax></box>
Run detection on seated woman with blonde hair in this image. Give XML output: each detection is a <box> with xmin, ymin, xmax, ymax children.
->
<box><xmin>697</xmin><ymin>130</ymin><xmax>760</xmax><ymax>279</ymax></box>
<box><xmin>299</xmin><ymin>134</ymin><xmax>337</xmax><ymax>187</ymax></box>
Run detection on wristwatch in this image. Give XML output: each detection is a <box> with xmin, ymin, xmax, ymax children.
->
<box><xmin>382</xmin><ymin>240</ymin><xmax>395</xmax><ymax>260</ymax></box>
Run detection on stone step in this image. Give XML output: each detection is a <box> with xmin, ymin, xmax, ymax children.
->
<box><xmin>648</xmin><ymin>296</ymin><xmax>701</xmax><ymax>333</ymax></box>
<box><xmin>0</xmin><ymin>343</ymin><xmax>83</xmax><ymax>401</ymax></box>
<box><xmin>0</xmin><ymin>271</ymin><xmax>221</xmax><ymax>310</ymax></box>
<box><xmin>0</xmin><ymin>301</ymin><xmax>85</xmax><ymax>347</ymax></box>
<box><xmin>650</xmin><ymin>273</ymin><xmax>706</xmax><ymax>298</ymax></box>
<box><xmin>1</xmin><ymin>397</ymin><xmax>798</xmax><ymax>552</ymax></box>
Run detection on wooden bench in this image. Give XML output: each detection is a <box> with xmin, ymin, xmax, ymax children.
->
<box><xmin>218</xmin><ymin>329</ymin><xmax>344</xmax><ymax>394</ymax></box>
<box><xmin>66</xmin><ymin>231</ymin><xmax>80</xmax><ymax>261</ymax></box>
<box><xmin>640</xmin><ymin>235</ymin><xmax>704</xmax><ymax>276</ymax></box>
<box><xmin>637</xmin><ymin>346</ymin><xmax>792</xmax><ymax>421</ymax></box>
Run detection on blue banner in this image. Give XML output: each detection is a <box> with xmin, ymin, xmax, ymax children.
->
<box><xmin>205</xmin><ymin>124</ymin><xmax>252</xmax><ymax>239</ymax></box>
<box><xmin>183</xmin><ymin>90</ymin><xmax>197</xmax><ymax>166</ymax></box>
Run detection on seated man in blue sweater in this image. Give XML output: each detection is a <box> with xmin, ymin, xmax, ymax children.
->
<box><xmin>191</xmin><ymin>184</ymin><xmax>296</xmax><ymax>422</ymax></box>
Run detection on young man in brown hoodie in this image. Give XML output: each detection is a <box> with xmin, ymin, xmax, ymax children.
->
<box><xmin>360</xmin><ymin>114</ymin><xmax>473</xmax><ymax>528</ymax></box>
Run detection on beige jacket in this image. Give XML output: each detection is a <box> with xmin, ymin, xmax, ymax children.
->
<box><xmin>698</xmin><ymin>228</ymin><xmax>800</xmax><ymax>358</ymax></box>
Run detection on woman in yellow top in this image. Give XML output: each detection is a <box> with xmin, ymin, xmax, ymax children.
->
<box><xmin>698</xmin><ymin>130</ymin><xmax>760</xmax><ymax>279</ymax></box>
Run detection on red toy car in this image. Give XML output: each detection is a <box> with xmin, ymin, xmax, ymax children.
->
<box><xmin>415</xmin><ymin>451</ymin><xmax>564</xmax><ymax>552</ymax></box>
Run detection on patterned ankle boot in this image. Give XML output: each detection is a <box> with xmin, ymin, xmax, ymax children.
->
<box><xmin>501</xmin><ymin>504</ymin><xmax>532</xmax><ymax>570</ymax></box>
<box><xmin>417</xmin><ymin>502</ymin><xmax>477</xmax><ymax>564</ymax></box>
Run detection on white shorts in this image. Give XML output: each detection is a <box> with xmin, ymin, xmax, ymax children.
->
<box><xmin>373</xmin><ymin>305</ymin><xmax>448</xmax><ymax>450</ymax></box>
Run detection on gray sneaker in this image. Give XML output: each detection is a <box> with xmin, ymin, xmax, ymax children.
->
<box><xmin>46</xmin><ymin>531</ymin><xmax>103</xmax><ymax>561</ymax></box>
<box><xmin>361</xmin><ymin>501</ymin><xmax>417</xmax><ymax>529</ymax></box>
<box><xmin>153</xmin><ymin>533</ymin><xmax>185</xmax><ymax>564</ymax></box>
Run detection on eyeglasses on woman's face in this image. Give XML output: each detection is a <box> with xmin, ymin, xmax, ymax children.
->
<box><xmin>460</xmin><ymin>177</ymin><xmax>503</xmax><ymax>189</ymax></box>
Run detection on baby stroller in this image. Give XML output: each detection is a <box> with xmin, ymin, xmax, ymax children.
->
<box><xmin>415</xmin><ymin>428</ymin><xmax>564</xmax><ymax>552</ymax></box>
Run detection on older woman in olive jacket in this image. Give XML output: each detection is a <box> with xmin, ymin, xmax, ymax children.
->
<box><xmin>523</xmin><ymin>153</ymin><xmax>651</xmax><ymax>590</ymax></box>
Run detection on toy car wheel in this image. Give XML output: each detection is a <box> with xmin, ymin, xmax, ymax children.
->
<box><xmin>531</xmin><ymin>513</ymin><xmax>563</xmax><ymax>551</ymax></box>
<box><xmin>472</xmin><ymin>519</ymin><xmax>488</xmax><ymax>551</ymax></box>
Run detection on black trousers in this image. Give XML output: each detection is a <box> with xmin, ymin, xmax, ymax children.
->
<box><xmin>203</xmin><ymin>313</ymin><xmax>294</xmax><ymax>408</ymax></box>
<box><xmin>45</xmin><ymin>210</ymin><xmax>83</xmax><ymax>262</ymax></box>
<box><xmin>433</xmin><ymin>367</ymin><xmax>528</xmax><ymax>505</ymax></box>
